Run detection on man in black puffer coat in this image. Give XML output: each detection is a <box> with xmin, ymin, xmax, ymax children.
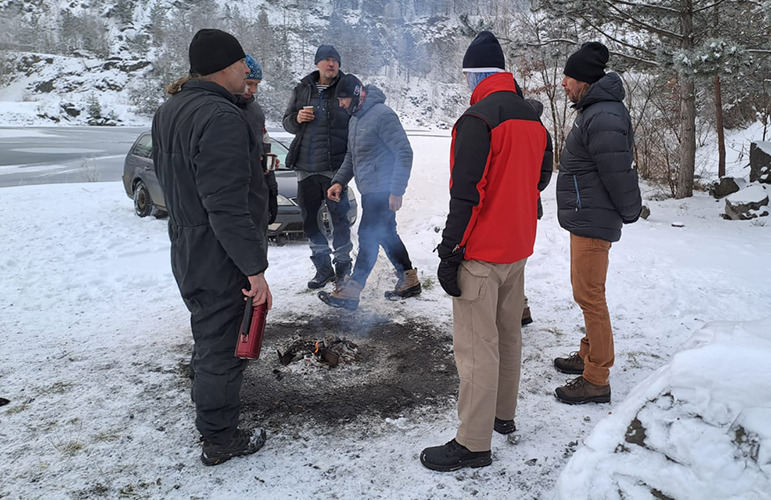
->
<box><xmin>152</xmin><ymin>29</ymin><xmax>271</xmax><ymax>466</ymax></box>
<box><xmin>282</xmin><ymin>45</ymin><xmax>353</xmax><ymax>289</ymax></box>
<box><xmin>552</xmin><ymin>42</ymin><xmax>641</xmax><ymax>405</ymax></box>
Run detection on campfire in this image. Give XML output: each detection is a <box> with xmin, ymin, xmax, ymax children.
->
<box><xmin>277</xmin><ymin>335</ymin><xmax>360</xmax><ymax>368</ymax></box>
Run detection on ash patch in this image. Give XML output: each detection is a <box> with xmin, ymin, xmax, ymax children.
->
<box><xmin>239</xmin><ymin>313</ymin><xmax>457</xmax><ymax>429</ymax></box>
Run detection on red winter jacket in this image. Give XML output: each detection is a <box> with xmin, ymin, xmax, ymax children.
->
<box><xmin>441</xmin><ymin>72</ymin><xmax>551</xmax><ymax>264</ymax></box>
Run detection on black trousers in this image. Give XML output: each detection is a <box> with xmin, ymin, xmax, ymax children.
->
<box><xmin>350</xmin><ymin>191</ymin><xmax>412</xmax><ymax>286</ymax></box>
<box><xmin>187</xmin><ymin>287</ymin><xmax>247</xmax><ymax>445</ymax></box>
<box><xmin>297</xmin><ymin>174</ymin><xmax>352</xmax><ymax>264</ymax></box>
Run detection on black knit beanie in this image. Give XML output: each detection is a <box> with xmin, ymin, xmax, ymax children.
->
<box><xmin>314</xmin><ymin>45</ymin><xmax>342</xmax><ymax>66</ymax></box>
<box><xmin>563</xmin><ymin>42</ymin><xmax>609</xmax><ymax>84</ymax></box>
<box><xmin>462</xmin><ymin>31</ymin><xmax>505</xmax><ymax>72</ymax></box>
<box><xmin>189</xmin><ymin>28</ymin><xmax>246</xmax><ymax>76</ymax></box>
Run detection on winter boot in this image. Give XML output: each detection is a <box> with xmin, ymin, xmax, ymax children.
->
<box><xmin>308</xmin><ymin>255</ymin><xmax>335</xmax><ymax>289</ymax></box>
<box><xmin>318</xmin><ymin>277</ymin><xmax>363</xmax><ymax>311</ymax></box>
<box><xmin>521</xmin><ymin>307</ymin><xmax>533</xmax><ymax>326</ymax></box>
<box><xmin>384</xmin><ymin>268</ymin><xmax>422</xmax><ymax>300</ymax></box>
<box><xmin>420</xmin><ymin>439</ymin><xmax>492</xmax><ymax>472</ymax></box>
<box><xmin>554</xmin><ymin>376</ymin><xmax>611</xmax><ymax>405</ymax></box>
<box><xmin>200</xmin><ymin>427</ymin><xmax>267</xmax><ymax>466</ymax></box>
<box><xmin>494</xmin><ymin>417</ymin><xmax>516</xmax><ymax>435</ymax></box>
<box><xmin>553</xmin><ymin>352</ymin><xmax>585</xmax><ymax>375</ymax></box>
<box><xmin>334</xmin><ymin>260</ymin><xmax>352</xmax><ymax>286</ymax></box>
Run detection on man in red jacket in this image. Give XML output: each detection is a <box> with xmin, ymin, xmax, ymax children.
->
<box><xmin>420</xmin><ymin>31</ymin><xmax>552</xmax><ymax>472</ymax></box>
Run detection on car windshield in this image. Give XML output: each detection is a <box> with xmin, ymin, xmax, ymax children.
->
<box><xmin>269</xmin><ymin>138</ymin><xmax>291</xmax><ymax>171</ymax></box>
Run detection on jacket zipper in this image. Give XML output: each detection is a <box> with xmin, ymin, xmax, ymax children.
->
<box><xmin>573</xmin><ymin>176</ymin><xmax>581</xmax><ymax>211</ymax></box>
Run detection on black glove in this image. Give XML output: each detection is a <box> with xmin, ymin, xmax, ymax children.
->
<box><xmin>436</xmin><ymin>243</ymin><xmax>464</xmax><ymax>297</ymax></box>
<box><xmin>268</xmin><ymin>194</ymin><xmax>278</xmax><ymax>225</ymax></box>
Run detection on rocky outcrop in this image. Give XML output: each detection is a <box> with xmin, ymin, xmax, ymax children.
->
<box><xmin>709</xmin><ymin>177</ymin><xmax>746</xmax><ymax>199</ymax></box>
<box><xmin>750</xmin><ymin>142</ymin><xmax>771</xmax><ymax>184</ymax></box>
<box><xmin>723</xmin><ymin>184</ymin><xmax>770</xmax><ymax>220</ymax></box>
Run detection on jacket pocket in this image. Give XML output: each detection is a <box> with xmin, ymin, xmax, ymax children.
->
<box><xmin>457</xmin><ymin>260</ymin><xmax>493</xmax><ymax>302</ymax></box>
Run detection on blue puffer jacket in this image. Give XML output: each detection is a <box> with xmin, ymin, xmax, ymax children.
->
<box><xmin>556</xmin><ymin>72</ymin><xmax>641</xmax><ymax>242</ymax></box>
<box><xmin>332</xmin><ymin>85</ymin><xmax>413</xmax><ymax>196</ymax></box>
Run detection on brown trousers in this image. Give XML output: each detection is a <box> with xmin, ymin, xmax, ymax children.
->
<box><xmin>453</xmin><ymin>258</ymin><xmax>526</xmax><ymax>452</ymax></box>
<box><xmin>570</xmin><ymin>234</ymin><xmax>614</xmax><ymax>386</ymax></box>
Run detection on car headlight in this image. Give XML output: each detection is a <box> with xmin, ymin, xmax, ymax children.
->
<box><xmin>277</xmin><ymin>194</ymin><xmax>295</xmax><ymax>206</ymax></box>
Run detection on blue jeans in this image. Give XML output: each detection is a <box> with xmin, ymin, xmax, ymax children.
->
<box><xmin>351</xmin><ymin>192</ymin><xmax>412</xmax><ymax>286</ymax></box>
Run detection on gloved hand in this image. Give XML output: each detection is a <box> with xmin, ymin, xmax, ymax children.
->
<box><xmin>436</xmin><ymin>243</ymin><xmax>464</xmax><ymax>297</ymax></box>
<box><xmin>268</xmin><ymin>194</ymin><xmax>278</xmax><ymax>225</ymax></box>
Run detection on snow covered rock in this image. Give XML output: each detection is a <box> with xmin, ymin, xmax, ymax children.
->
<box><xmin>555</xmin><ymin>319</ymin><xmax>771</xmax><ymax>500</ymax></box>
<box><xmin>750</xmin><ymin>141</ymin><xmax>771</xmax><ymax>185</ymax></box>
<box><xmin>723</xmin><ymin>185</ymin><xmax>769</xmax><ymax>220</ymax></box>
<box><xmin>709</xmin><ymin>176</ymin><xmax>747</xmax><ymax>199</ymax></box>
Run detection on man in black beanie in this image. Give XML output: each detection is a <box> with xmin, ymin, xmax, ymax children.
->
<box><xmin>421</xmin><ymin>31</ymin><xmax>552</xmax><ymax>472</ymax></box>
<box><xmin>282</xmin><ymin>44</ymin><xmax>353</xmax><ymax>291</ymax></box>
<box><xmin>152</xmin><ymin>28</ymin><xmax>271</xmax><ymax>465</ymax></box>
<box><xmin>552</xmin><ymin>41</ymin><xmax>641</xmax><ymax>404</ymax></box>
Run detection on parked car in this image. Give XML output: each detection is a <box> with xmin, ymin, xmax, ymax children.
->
<box><xmin>122</xmin><ymin>131</ymin><xmax>357</xmax><ymax>243</ymax></box>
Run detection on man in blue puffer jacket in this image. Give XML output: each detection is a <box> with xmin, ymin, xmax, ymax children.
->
<box><xmin>318</xmin><ymin>74</ymin><xmax>421</xmax><ymax>311</ymax></box>
<box><xmin>553</xmin><ymin>42</ymin><xmax>641</xmax><ymax>405</ymax></box>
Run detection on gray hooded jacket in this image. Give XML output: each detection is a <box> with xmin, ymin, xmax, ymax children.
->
<box><xmin>332</xmin><ymin>85</ymin><xmax>412</xmax><ymax>196</ymax></box>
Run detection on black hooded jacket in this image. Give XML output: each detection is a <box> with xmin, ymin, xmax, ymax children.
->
<box><xmin>282</xmin><ymin>70</ymin><xmax>350</xmax><ymax>172</ymax></box>
<box><xmin>556</xmin><ymin>72</ymin><xmax>641</xmax><ymax>242</ymax></box>
<box><xmin>152</xmin><ymin>80</ymin><xmax>269</xmax><ymax>298</ymax></box>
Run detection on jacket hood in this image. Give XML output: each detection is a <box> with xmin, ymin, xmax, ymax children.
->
<box><xmin>357</xmin><ymin>85</ymin><xmax>386</xmax><ymax>115</ymax></box>
<box><xmin>469</xmin><ymin>72</ymin><xmax>521</xmax><ymax>105</ymax></box>
<box><xmin>180</xmin><ymin>79</ymin><xmax>239</xmax><ymax>104</ymax></box>
<box><xmin>574</xmin><ymin>72</ymin><xmax>625</xmax><ymax>110</ymax></box>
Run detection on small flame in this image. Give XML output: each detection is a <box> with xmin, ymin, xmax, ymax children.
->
<box><xmin>314</xmin><ymin>341</ymin><xmax>321</xmax><ymax>354</ymax></box>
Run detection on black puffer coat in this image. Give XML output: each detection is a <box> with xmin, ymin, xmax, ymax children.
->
<box><xmin>282</xmin><ymin>70</ymin><xmax>350</xmax><ymax>172</ymax></box>
<box><xmin>152</xmin><ymin>80</ymin><xmax>268</xmax><ymax>299</ymax></box>
<box><xmin>556</xmin><ymin>72</ymin><xmax>641</xmax><ymax>242</ymax></box>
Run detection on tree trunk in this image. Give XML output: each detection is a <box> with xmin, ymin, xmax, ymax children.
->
<box><xmin>676</xmin><ymin>0</ymin><xmax>696</xmax><ymax>199</ymax></box>
<box><xmin>715</xmin><ymin>72</ymin><xmax>726</xmax><ymax>178</ymax></box>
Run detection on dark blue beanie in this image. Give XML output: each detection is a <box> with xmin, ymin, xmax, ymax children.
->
<box><xmin>462</xmin><ymin>31</ymin><xmax>505</xmax><ymax>72</ymax></box>
<box><xmin>564</xmin><ymin>42</ymin><xmax>609</xmax><ymax>84</ymax></box>
<box><xmin>188</xmin><ymin>28</ymin><xmax>245</xmax><ymax>76</ymax></box>
<box><xmin>314</xmin><ymin>45</ymin><xmax>341</xmax><ymax>66</ymax></box>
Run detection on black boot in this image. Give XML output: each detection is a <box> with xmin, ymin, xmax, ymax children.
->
<box><xmin>308</xmin><ymin>255</ymin><xmax>335</xmax><ymax>289</ymax></box>
<box><xmin>334</xmin><ymin>260</ymin><xmax>352</xmax><ymax>284</ymax></box>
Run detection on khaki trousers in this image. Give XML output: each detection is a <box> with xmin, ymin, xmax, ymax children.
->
<box><xmin>453</xmin><ymin>258</ymin><xmax>526</xmax><ymax>452</ymax></box>
<box><xmin>570</xmin><ymin>234</ymin><xmax>613</xmax><ymax>386</ymax></box>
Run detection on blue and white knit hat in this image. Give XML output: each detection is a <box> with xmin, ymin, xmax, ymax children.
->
<box><xmin>245</xmin><ymin>54</ymin><xmax>262</xmax><ymax>80</ymax></box>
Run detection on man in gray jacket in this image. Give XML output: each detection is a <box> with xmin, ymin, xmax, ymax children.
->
<box><xmin>152</xmin><ymin>29</ymin><xmax>271</xmax><ymax>465</ymax></box>
<box><xmin>553</xmin><ymin>42</ymin><xmax>641</xmax><ymax>405</ymax></box>
<box><xmin>318</xmin><ymin>74</ymin><xmax>421</xmax><ymax>311</ymax></box>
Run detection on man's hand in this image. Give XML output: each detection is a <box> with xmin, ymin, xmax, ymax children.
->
<box><xmin>389</xmin><ymin>194</ymin><xmax>403</xmax><ymax>212</ymax></box>
<box><xmin>436</xmin><ymin>244</ymin><xmax>464</xmax><ymax>297</ymax></box>
<box><xmin>296</xmin><ymin>107</ymin><xmax>315</xmax><ymax>123</ymax></box>
<box><xmin>242</xmin><ymin>273</ymin><xmax>273</xmax><ymax>309</ymax></box>
<box><xmin>327</xmin><ymin>183</ymin><xmax>343</xmax><ymax>202</ymax></box>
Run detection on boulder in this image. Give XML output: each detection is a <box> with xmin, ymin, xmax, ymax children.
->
<box><xmin>749</xmin><ymin>141</ymin><xmax>771</xmax><ymax>184</ymax></box>
<box><xmin>709</xmin><ymin>176</ymin><xmax>746</xmax><ymax>199</ymax></box>
<box><xmin>724</xmin><ymin>184</ymin><xmax>770</xmax><ymax>220</ymax></box>
<box><xmin>640</xmin><ymin>203</ymin><xmax>651</xmax><ymax>220</ymax></box>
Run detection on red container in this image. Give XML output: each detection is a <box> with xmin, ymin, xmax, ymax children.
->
<box><xmin>235</xmin><ymin>296</ymin><xmax>267</xmax><ymax>360</ymax></box>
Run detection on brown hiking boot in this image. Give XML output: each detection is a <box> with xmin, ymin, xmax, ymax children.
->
<box><xmin>554</xmin><ymin>352</ymin><xmax>584</xmax><ymax>375</ymax></box>
<box><xmin>318</xmin><ymin>276</ymin><xmax>363</xmax><ymax>311</ymax></box>
<box><xmin>384</xmin><ymin>268</ymin><xmax>422</xmax><ymax>300</ymax></box>
<box><xmin>555</xmin><ymin>376</ymin><xmax>611</xmax><ymax>405</ymax></box>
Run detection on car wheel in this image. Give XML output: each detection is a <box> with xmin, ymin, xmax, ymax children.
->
<box><xmin>133</xmin><ymin>180</ymin><xmax>153</xmax><ymax>218</ymax></box>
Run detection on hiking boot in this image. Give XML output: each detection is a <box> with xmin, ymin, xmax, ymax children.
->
<box><xmin>200</xmin><ymin>427</ymin><xmax>267</xmax><ymax>466</ymax></box>
<box><xmin>420</xmin><ymin>439</ymin><xmax>492</xmax><ymax>472</ymax></box>
<box><xmin>554</xmin><ymin>352</ymin><xmax>584</xmax><ymax>375</ymax></box>
<box><xmin>318</xmin><ymin>277</ymin><xmax>363</xmax><ymax>311</ymax></box>
<box><xmin>308</xmin><ymin>255</ymin><xmax>335</xmax><ymax>289</ymax></box>
<box><xmin>521</xmin><ymin>307</ymin><xmax>533</xmax><ymax>326</ymax></box>
<box><xmin>555</xmin><ymin>376</ymin><xmax>611</xmax><ymax>405</ymax></box>
<box><xmin>494</xmin><ymin>418</ymin><xmax>516</xmax><ymax>435</ymax></box>
<box><xmin>384</xmin><ymin>268</ymin><xmax>422</xmax><ymax>300</ymax></box>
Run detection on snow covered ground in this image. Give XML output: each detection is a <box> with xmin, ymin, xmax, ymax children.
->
<box><xmin>1</xmin><ymin>131</ymin><xmax>770</xmax><ymax>499</ymax></box>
